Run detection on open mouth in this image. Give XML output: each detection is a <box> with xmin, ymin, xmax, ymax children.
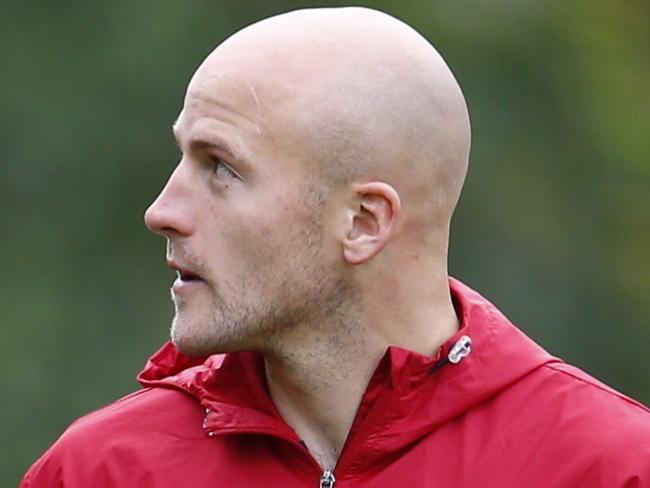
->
<box><xmin>177</xmin><ymin>269</ymin><xmax>202</xmax><ymax>282</ymax></box>
<box><xmin>167</xmin><ymin>259</ymin><xmax>203</xmax><ymax>283</ymax></box>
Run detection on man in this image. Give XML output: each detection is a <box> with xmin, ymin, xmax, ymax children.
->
<box><xmin>21</xmin><ymin>7</ymin><xmax>649</xmax><ymax>487</ymax></box>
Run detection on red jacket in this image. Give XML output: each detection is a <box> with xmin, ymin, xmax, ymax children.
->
<box><xmin>21</xmin><ymin>279</ymin><xmax>650</xmax><ymax>487</ymax></box>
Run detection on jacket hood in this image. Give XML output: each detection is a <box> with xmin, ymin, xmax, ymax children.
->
<box><xmin>138</xmin><ymin>278</ymin><xmax>558</xmax><ymax>470</ymax></box>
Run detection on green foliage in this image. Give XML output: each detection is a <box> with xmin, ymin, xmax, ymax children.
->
<box><xmin>2</xmin><ymin>1</ymin><xmax>648</xmax><ymax>485</ymax></box>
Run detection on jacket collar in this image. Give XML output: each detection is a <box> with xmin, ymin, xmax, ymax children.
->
<box><xmin>138</xmin><ymin>278</ymin><xmax>557</xmax><ymax>468</ymax></box>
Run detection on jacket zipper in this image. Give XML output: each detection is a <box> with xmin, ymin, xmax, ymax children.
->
<box><xmin>331</xmin><ymin>335</ymin><xmax>475</xmax><ymax>481</ymax></box>
<box><xmin>319</xmin><ymin>470</ymin><xmax>335</xmax><ymax>487</ymax></box>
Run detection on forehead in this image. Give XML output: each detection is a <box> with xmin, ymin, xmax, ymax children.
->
<box><xmin>176</xmin><ymin>69</ymin><xmax>261</xmax><ymax>132</ymax></box>
<box><xmin>180</xmin><ymin>35</ymin><xmax>330</xmax><ymax>124</ymax></box>
<box><xmin>175</xmin><ymin>54</ymin><xmax>328</xmax><ymax>173</ymax></box>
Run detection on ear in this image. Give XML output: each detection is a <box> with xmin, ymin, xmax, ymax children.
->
<box><xmin>342</xmin><ymin>182</ymin><xmax>401</xmax><ymax>265</ymax></box>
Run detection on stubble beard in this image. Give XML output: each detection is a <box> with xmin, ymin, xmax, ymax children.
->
<box><xmin>170</xmin><ymin>187</ymin><xmax>356</xmax><ymax>358</ymax></box>
<box><xmin>170</xmin><ymin>250</ymin><xmax>353</xmax><ymax>358</ymax></box>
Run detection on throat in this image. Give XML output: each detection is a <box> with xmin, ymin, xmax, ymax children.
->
<box><xmin>263</xmin><ymin>330</ymin><xmax>382</xmax><ymax>470</ymax></box>
<box><xmin>305</xmin><ymin>441</ymin><xmax>341</xmax><ymax>471</ymax></box>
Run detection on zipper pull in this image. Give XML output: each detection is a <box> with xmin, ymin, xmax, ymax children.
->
<box><xmin>319</xmin><ymin>470</ymin><xmax>336</xmax><ymax>488</ymax></box>
<box><xmin>448</xmin><ymin>335</ymin><xmax>472</xmax><ymax>364</ymax></box>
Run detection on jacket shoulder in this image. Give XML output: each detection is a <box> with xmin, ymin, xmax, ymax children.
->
<box><xmin>21</xmin><ymin>387</ymin><xmax>204</xmax><ymax>487</ymax></box>
<box><xmin>507</xmin><ymin>361</ymin><xmax>650</xmax><ymax>483</ymax></box>
<box><xmin>542</xmin><ymin>363</ymin><xmax>649</xmax><ymax>439</ymax></box>
<box><xmin>541</xmin><ymin>361</ymin><xmax>649</xmax><ymax>414</ymax></box>
<box><xmin>536</xmin><ymin>361</ymin><xmax>650</xmax><ymax>433</ymax></box>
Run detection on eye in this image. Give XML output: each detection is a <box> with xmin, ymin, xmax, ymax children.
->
<box><xmin>210</xmin><ymin>158</ymin><xmax>239</xmax><ymax>180</ymax></box>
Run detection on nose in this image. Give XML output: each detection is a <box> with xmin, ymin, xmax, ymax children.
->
<box><xmin>144</xmin><ymin>165</ymin><xmax>194</xmax><ymax>238</ymax></box>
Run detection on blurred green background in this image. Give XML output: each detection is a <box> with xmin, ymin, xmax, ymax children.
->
<box><xmin>2</xmin><ymin>0</ymin><xmax>648</xmax><ymax>484</ymax></box>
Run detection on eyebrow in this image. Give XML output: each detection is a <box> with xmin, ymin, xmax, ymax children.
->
<box><xmin>171</xmin><ymin>125</ymin><xmax>239</xmax><ymax>160</ymax></box>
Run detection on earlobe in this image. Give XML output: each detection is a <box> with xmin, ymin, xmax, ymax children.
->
<box><xmin>342</xmin><ymin>182</ymin><xmax>401</xmax><ymax>265</ymax></box>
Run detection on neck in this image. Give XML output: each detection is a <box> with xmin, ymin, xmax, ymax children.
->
<box><xmin>263</xmin><ymin>275</ymin><xmax>458</xmax><ymax>470</ymax></box>
<box><xmin>264</xmin><ymin>313</ymin><xmax>381</xmax><ymax>470</ymax></box>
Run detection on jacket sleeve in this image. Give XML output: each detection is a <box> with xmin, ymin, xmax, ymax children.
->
<box><xmin>20</xmin><ymin>451</ymin><xmax>62</xmax><ymax>488</ymax></box>
<box><xmin>582</xmin><ymin>424</ymin><xmax>650</xmax><ymax>487</ymax></box>
<box><xmin>18</xmin><ymin>418</ymin><xmax>105</xmax><ymax>487</ymax></box>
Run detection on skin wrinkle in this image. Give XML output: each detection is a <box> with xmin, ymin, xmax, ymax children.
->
<box><xmin>145</xmin><ymin>6</ymin><xmax>470</xmax><ymax>471</ymax></box>
<box><xmin>182</xmin><ymin>78</ymin><xmax>262</xmax><ymax>140</ymax></box>
<box><xmin>242</xmin><ymin>79</ymin><xmax>263</xmax><ymax>135</ymax></box>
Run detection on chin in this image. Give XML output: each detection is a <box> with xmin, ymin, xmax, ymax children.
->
<box><xmin>171</xmin><ymin>337</ymin><xmax>210</xmax><ymax>357</ymax></box>
<box><xmin>170</xmin><ymin>316</ymin><xmax>214</xmax><ymax>357</ymax></box>
<box><xmin>170</xmin><ymin>314</ymin><xmax>244</xmax><ymax>357</ymax></box>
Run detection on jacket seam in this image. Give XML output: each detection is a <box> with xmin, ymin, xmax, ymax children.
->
<box><xmin>542</xmin><ymin>363</ymin><xmax>650</xmax><ymax>414</ymax></box>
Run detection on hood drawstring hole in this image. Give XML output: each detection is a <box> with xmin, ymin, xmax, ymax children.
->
<box><xmin>448</xmin><ymin>336</ymin><xmax>472</xmax><ymax>364</ymax></box>
<box><xmin>429</xmin><ymin>335</ymin><xmax>472</xmax><ymax>374</ymax></box>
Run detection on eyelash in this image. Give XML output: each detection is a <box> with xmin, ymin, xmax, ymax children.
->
<box><xmin>209</xmin><ymin>157</ymin><xmax>239</xmax><ymax>180</ymax></box>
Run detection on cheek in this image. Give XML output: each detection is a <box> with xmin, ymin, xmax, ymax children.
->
<box><xmin>203</xmin><ymin>185</ymin><xmax>315</xmax><ymax>263</ymax></box>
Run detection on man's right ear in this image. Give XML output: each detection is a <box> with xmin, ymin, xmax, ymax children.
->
<box><xmin>341</xmin><ymin>182</ymin><xmax>401</xmax><ymax>265</ymax></box>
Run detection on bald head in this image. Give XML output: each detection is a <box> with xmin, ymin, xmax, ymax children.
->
<box><xmin>149</xmin><ymin>7</ymin><xmax>470</xmax><ymax>358</ymax></box>
<box><xmin>186</xmin><ymin>6</ymin><xmax>470</xmax><ymax>248</ymax></box>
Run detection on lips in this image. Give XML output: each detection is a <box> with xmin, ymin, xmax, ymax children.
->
<box><xmin>167</xmin><ymin>259</ymin><xmax>203</xmax><ymax>282</ymax></box>
<box><xmin>178</xmin><ymin>269</ymin><xmax>201</xmax><ymax>281</ymax></box>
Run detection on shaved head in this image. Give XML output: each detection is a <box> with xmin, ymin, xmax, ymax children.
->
<box><xmin>145</xmin><ymin>9</ymin><xmax>471</xmax><ymax>463</ymax></box>
<box><xmin>190</xmin><ymin>6</ymin><xmax>470</xmax><ymax>241</ymax></box>
<box><xmin>148</xmin><ymin>6</ymin><xmax>470</xmax><ymax>358</ymax></box>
